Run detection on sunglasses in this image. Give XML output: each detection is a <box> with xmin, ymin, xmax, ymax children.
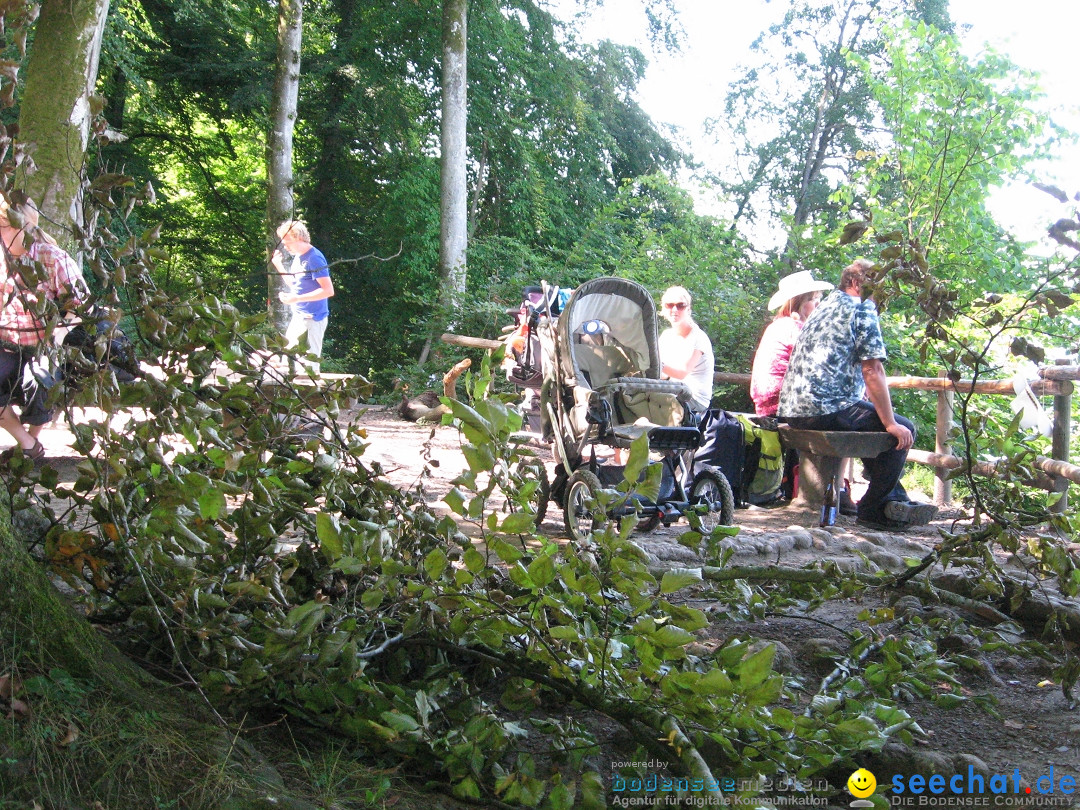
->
<box><xmin>662</xmin><ymin>302</ymin><xmax>688</xmax><ymax>311</ymax></box>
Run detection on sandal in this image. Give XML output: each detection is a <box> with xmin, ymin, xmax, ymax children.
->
<box><xmin>0</xmin><ymin>440</ymin><xmax>45</xmax><ymax>465</ymax></box>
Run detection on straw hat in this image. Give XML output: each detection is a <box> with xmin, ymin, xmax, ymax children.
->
<box><xmin>767</xmin><ymin>270</ymin><xmax>833</xmax><ymax>311</ymax></box>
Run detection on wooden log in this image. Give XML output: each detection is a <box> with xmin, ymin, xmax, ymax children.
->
<box><xmin>713</xmin><ymin>372</ymin><xmax>751</xmax><ymax>386</ymax></box>
<box><xmin>441</xmin><ymin>332</ymin><xmax>503</xmax><ymax>351</ymax></box>
<box><xmin>885</xmin><ymin>375</ymin><xmax>1072</xmax><ymax>396</ymax></box>
<box><xmin>934</xmin><ymin>386</ymin><xmax>954</xmax><ymax>506</ymax></box>
<box><xmin>905</xmin><ymin>449</ymin><xmax>1065</xmax><ymax>490</ymax></box>
<box><xmin>711</xmin><ymin>372</ymin><xmax>1073</xmax><ymax>395</ymax></box>
<box><xmin>1038</xmin><ymin>364</ymin><xmax>1080</xmax><ymax>381</ymax></box>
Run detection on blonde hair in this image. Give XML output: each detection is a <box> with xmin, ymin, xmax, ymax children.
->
<box><xmin>661</xmin><ymin>285</ymin><xmax>692</xmax><ymax>307</ymax></box>
<box><xmin>277</xmin><ymin>219</ymin><xmax>310</xmax><ymax>242</ymax></box>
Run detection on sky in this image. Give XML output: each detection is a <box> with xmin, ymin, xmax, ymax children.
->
<box><xmin>551</xmin><ymin>0</ymin><xmax>1080</xmax><ymax>248</ymax></box>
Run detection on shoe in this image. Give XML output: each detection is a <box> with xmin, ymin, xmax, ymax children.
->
<box><xmin>856</xmin><ymin>516</ymin><xmax>909</xmax><ymax>532</ymax></box>
<box><xmin>0</xmin><ymin>440</ymin><xmax>45</xmax><ymax>465</ymax></box>
<box><xmin>884</xmin><ymin>500</ymin><xmax>937</xmax><ymax>526</ymax></box>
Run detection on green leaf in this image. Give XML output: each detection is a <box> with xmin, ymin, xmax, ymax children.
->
<box><xmin>316</xmin><ymin>512</ymin><xmax>343</xmax><ymax>562</ymax></box>
<box><xmin>660</xmin><ymin>567</ymin><xmax>703</xmax><ymax>594</ymax></box>
<box><xmin>198</xmin><ymin>489</ymin><xmax>226</xmax><ymax>520</ymax></box>
<box><xmin>424</xmin><ymin>548</ymin><xmax>449</xmax><ymax>580</ymax></box>
<box><xmin>622</xmin><ymin>432</ymin><xmax>650</xmax><ymax>487</ymax></box>
<box><xmin>444</xmin><ymin>488</ymin><xmax>466</xmax><ymax>516</ymax></box>
<box><xmin>452</xmin><ymin>776</ymin><xmax>482</xmax><ymax>801</ymax></box>
<box><xmin>501</xmin><ymin>511</ymin><xmax>537</xmax><ymax>534</ymax></box>
<box><xmin>648</xmin><ymin>625</ymin><xmax>694</xmax><ymax>648</ymax></box>
<box><xmin>738</xmin><ymin>643</ymin><xmax>776</xmax><ymax>687</ymax></box>
<box><xmin>527</xmin><ymin>554</ymin><xmax>556</xmax><ymax>588</ymax></box>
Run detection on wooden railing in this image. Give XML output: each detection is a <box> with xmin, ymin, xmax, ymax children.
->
<box><xmin>716</xmin><ymin>367</ymin><xmax>1080</xmax><ymax>509</ymax></box>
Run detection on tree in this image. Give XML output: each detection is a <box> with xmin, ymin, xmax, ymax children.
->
<box><xmin>439</xmin><ymin>0</ymin><xmax>468</xmax><ymax>302</ymax></box>
<box><xmin>16</xmin><ymin>0</ymin><xmax>112</xmax><ymax>236</ymax></box>
<box><xmin>266</xmin><ymin>0</ymin><xmax>304</xmax><ymax>332</ymax></box>
<box><xmin>419</xmin><ymin>0</ymin><xmax>469</xmax><ymax>365</ymax></box>
<box><xmin>715</xmin><ymin>0</ymin><xmax>951</xmax><ymax>256</ymax></box>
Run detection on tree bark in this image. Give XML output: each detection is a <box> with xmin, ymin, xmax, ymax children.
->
<box><xmin>16</xmin><ymin>0</ymin><xmax>111</xmax><ymax>239</ymax></box>
<box><xmin>266</xmin><ymin>0</ymin><xmax>304</xmax><ymax>333</ymax></box>
<box><xmin>437</xmin><ymin>0</ymin><xmax>468</xmax><ymax>306</ymax></box>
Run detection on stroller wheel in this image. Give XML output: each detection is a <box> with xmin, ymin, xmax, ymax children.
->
<box><xmin>563</xmin><ymin>469</ymin><xmax>607</xmax><ymax>542</ymax></box>
<box><xmin>690</xmin><ymin>469</ymin><xmax>735</xmax><ymax>532</ymax></box>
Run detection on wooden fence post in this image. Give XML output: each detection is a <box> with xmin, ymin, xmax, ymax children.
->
<box><xmin>1050</xmin><ymin>359</ymin><xmax>1073</xmax><ymax>513</ymax></box>
<box><xmin>934</xmin><ymin>378</ymin><xmax>954</xmax><ymax>507</ymax></box>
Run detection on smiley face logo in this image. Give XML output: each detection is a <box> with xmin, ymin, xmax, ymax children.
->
<box><xmin>847</xmin><ymin>768</ymin><xmax>877</xmax><ymax>798</ymax></box>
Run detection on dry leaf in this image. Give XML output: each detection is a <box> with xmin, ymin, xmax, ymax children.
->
<box><xmin>9</xmin><ymin>697</ymin><xmax>31</xmax><ymax>719</ymax></box>
<box><xmin>1037</xmin><ymin>679</ymin><xmax>1055</xmax><ymax>688</ymax></box>
<box><xmin>1004</xmin><ymin>719</ymin><xmax>1024</xmax><ymax>729</ymax></box>
<box><xmin>59</xmin><ymin>722</ymin><xmax>79</xmax><ymax>746</ymax></box>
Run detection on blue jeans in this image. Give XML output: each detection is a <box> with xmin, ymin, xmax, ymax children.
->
<box><xmin>784</xmin><ymin>400</ymin><xmax>912</xmax><ymax>522</ymax></box>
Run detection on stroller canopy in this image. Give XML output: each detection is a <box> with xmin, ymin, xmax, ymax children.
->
<box><xmin>556</xmin><ymin>277</ymin><xmax>662</xmax><ymax>390</ymax></box>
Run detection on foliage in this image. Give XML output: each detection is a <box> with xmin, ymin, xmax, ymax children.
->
<box><xmin>89</xmin><ymin>0</ymin><xmax>689</xmax><ymax>377</ymax></box>
<box><xmin>715</xmin><ymin>0</ymin><xmax>953</xmax><ymax>247</ymax></box>
<box><xmin>823</xmin><ymin>15</ymin><xmax>1080</xmax><ymax>664</ymax></box>
<box><xmin>8</xmin><ymin>196</ymin><xmax>953</xmax><ymax>803</ymax></box>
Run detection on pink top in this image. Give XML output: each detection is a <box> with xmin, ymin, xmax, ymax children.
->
<box><xmin>749</xmin><ymin>315</ymin><xmax>802</xmax><ymax>416</ymax></box>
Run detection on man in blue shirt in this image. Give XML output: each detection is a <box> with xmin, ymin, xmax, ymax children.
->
<box><xmin>272</xmin><ymin>220</ymin><xmax>334</xmax><ymax>374</ymax></box>
<box><xmin>778</xmin><ymin>258</ymin><xmax>935</xmax><ymax>530</ymax></box>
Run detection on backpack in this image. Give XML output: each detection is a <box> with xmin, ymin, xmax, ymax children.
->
<box><xmin>62</xmin><ymin>309</ymin><xmax>139</xmax><ymax>382</ymax></box>
<box><xmin>733</xmin><ymin>413</ymin><xmax>785</xmax><ymax>505</ymax></box>
<box><xmin>688</xmin><ymin>408</ymin><xmax>746</xmax><ymax>503</ymax></box>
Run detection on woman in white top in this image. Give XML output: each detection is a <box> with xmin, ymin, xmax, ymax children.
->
<box><xmin>658</xmin><ymin>286</ymin><xmax>714</xmax><ymax>412</ymax></box>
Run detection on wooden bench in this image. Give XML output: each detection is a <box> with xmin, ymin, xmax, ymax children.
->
<box><xmin>777</xmin><ymin>426</ymin><xmax>897</xmax><ymax>512</ymax></box>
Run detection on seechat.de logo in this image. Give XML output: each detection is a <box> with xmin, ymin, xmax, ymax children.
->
<box><xmin>848</xmin><ymin>768</ymin><xmax>877</xmax><ymax>807</ymax></box>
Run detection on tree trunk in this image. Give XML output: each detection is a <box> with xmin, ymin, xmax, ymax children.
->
<box><xmin>421</xmin><ymin>0</ymin><xmax>468</xmax><ymax>366</ymax></box>
<box><xmin>16</xmin><ymin>0</ymin><xmax>110</xmax><ymax>240</ymax></box>
<box><xmin>439</xmin><ymin>0</ymin><xmax>468</xmax><ymax>303</ymax></box>
<box><xmin>266</xmin><ymin>0</ymin><xmax>303</xmax><ymax>333</ymax></box>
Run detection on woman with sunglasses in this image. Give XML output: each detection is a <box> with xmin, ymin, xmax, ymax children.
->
<box><xmin>658</xmin><ymin>286</ymin><xmax>714</xmax><ymax>413</ymax></box>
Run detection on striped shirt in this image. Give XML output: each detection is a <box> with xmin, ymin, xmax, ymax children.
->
<box><xmin>0</xmin><ymin>242</ymin><xmax>87</xmax><ymax>347</ymax></box>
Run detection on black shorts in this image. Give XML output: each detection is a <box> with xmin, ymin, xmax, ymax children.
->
<box><xmin>0</xmin><ymin>347</ymin><xmax>55</xmax><ymax>426</ymax></box>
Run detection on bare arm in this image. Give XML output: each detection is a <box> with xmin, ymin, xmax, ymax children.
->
<box><xmin>271</xmin><ymin>250</ymin><xmax>287</xmax><ymax>275</ymax></box>
<box><xmin>662</xmin><ymin>348</ymin><xmax>703</xmax><ymax>381</ymax></box>
<box><xmin>280</xmin><ymin>275</ymin><xmax>334</xmax><ymax>305</ymax></box>
<box><xmin>862</xmin><ymin>358</ymin><xmax>912</xmax><ymax>450</ymax></box>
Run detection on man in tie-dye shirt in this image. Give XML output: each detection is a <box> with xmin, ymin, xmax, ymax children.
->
<box><xmin>778</xmin><ymin>258</ymin><xmax>936</xmax><ymax>531</ymax></box>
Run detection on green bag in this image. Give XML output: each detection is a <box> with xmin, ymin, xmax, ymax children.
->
<box><xmin>734</xmin><ymin>413</ymin><xmax>784</xmax><ymax>505</ymax></box>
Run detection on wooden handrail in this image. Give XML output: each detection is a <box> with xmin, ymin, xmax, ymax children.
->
<box><xmin>714</xmin><ymin>371</ymin><xmax>1071</xmax><ymax>396</ymax></box>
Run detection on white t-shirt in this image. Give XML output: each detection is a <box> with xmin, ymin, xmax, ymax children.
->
<box><xmin>659</xmin><ymin>324</ymin><xmax>714</xmax><ymax>411</ymax></box>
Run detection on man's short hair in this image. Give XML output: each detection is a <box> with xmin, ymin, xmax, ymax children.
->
<box><xmin>277</xmin><ymin>220</ymin><xmax>310</xmax><ymax>242</ymax></box>
<box><xmin>839</xmin><ymin>258</ymin><xmax>874</xmax><ymax>292</ymax></box>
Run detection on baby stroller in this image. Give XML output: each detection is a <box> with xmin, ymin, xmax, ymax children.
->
<box><xmin>540</xmin><ymin>277</ymin><xmax>735</xmax><ymax>542</ymax></box>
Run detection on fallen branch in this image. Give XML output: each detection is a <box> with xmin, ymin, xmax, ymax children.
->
<box><xmin>412</xmin><ymin>638</ymin><xmax>721</xmax><ymax>787</ymax></box>
<box><xmin>672</xmin><ymin>564</ymin><xmax>1012</xmax><ymax>625</ymax></box>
